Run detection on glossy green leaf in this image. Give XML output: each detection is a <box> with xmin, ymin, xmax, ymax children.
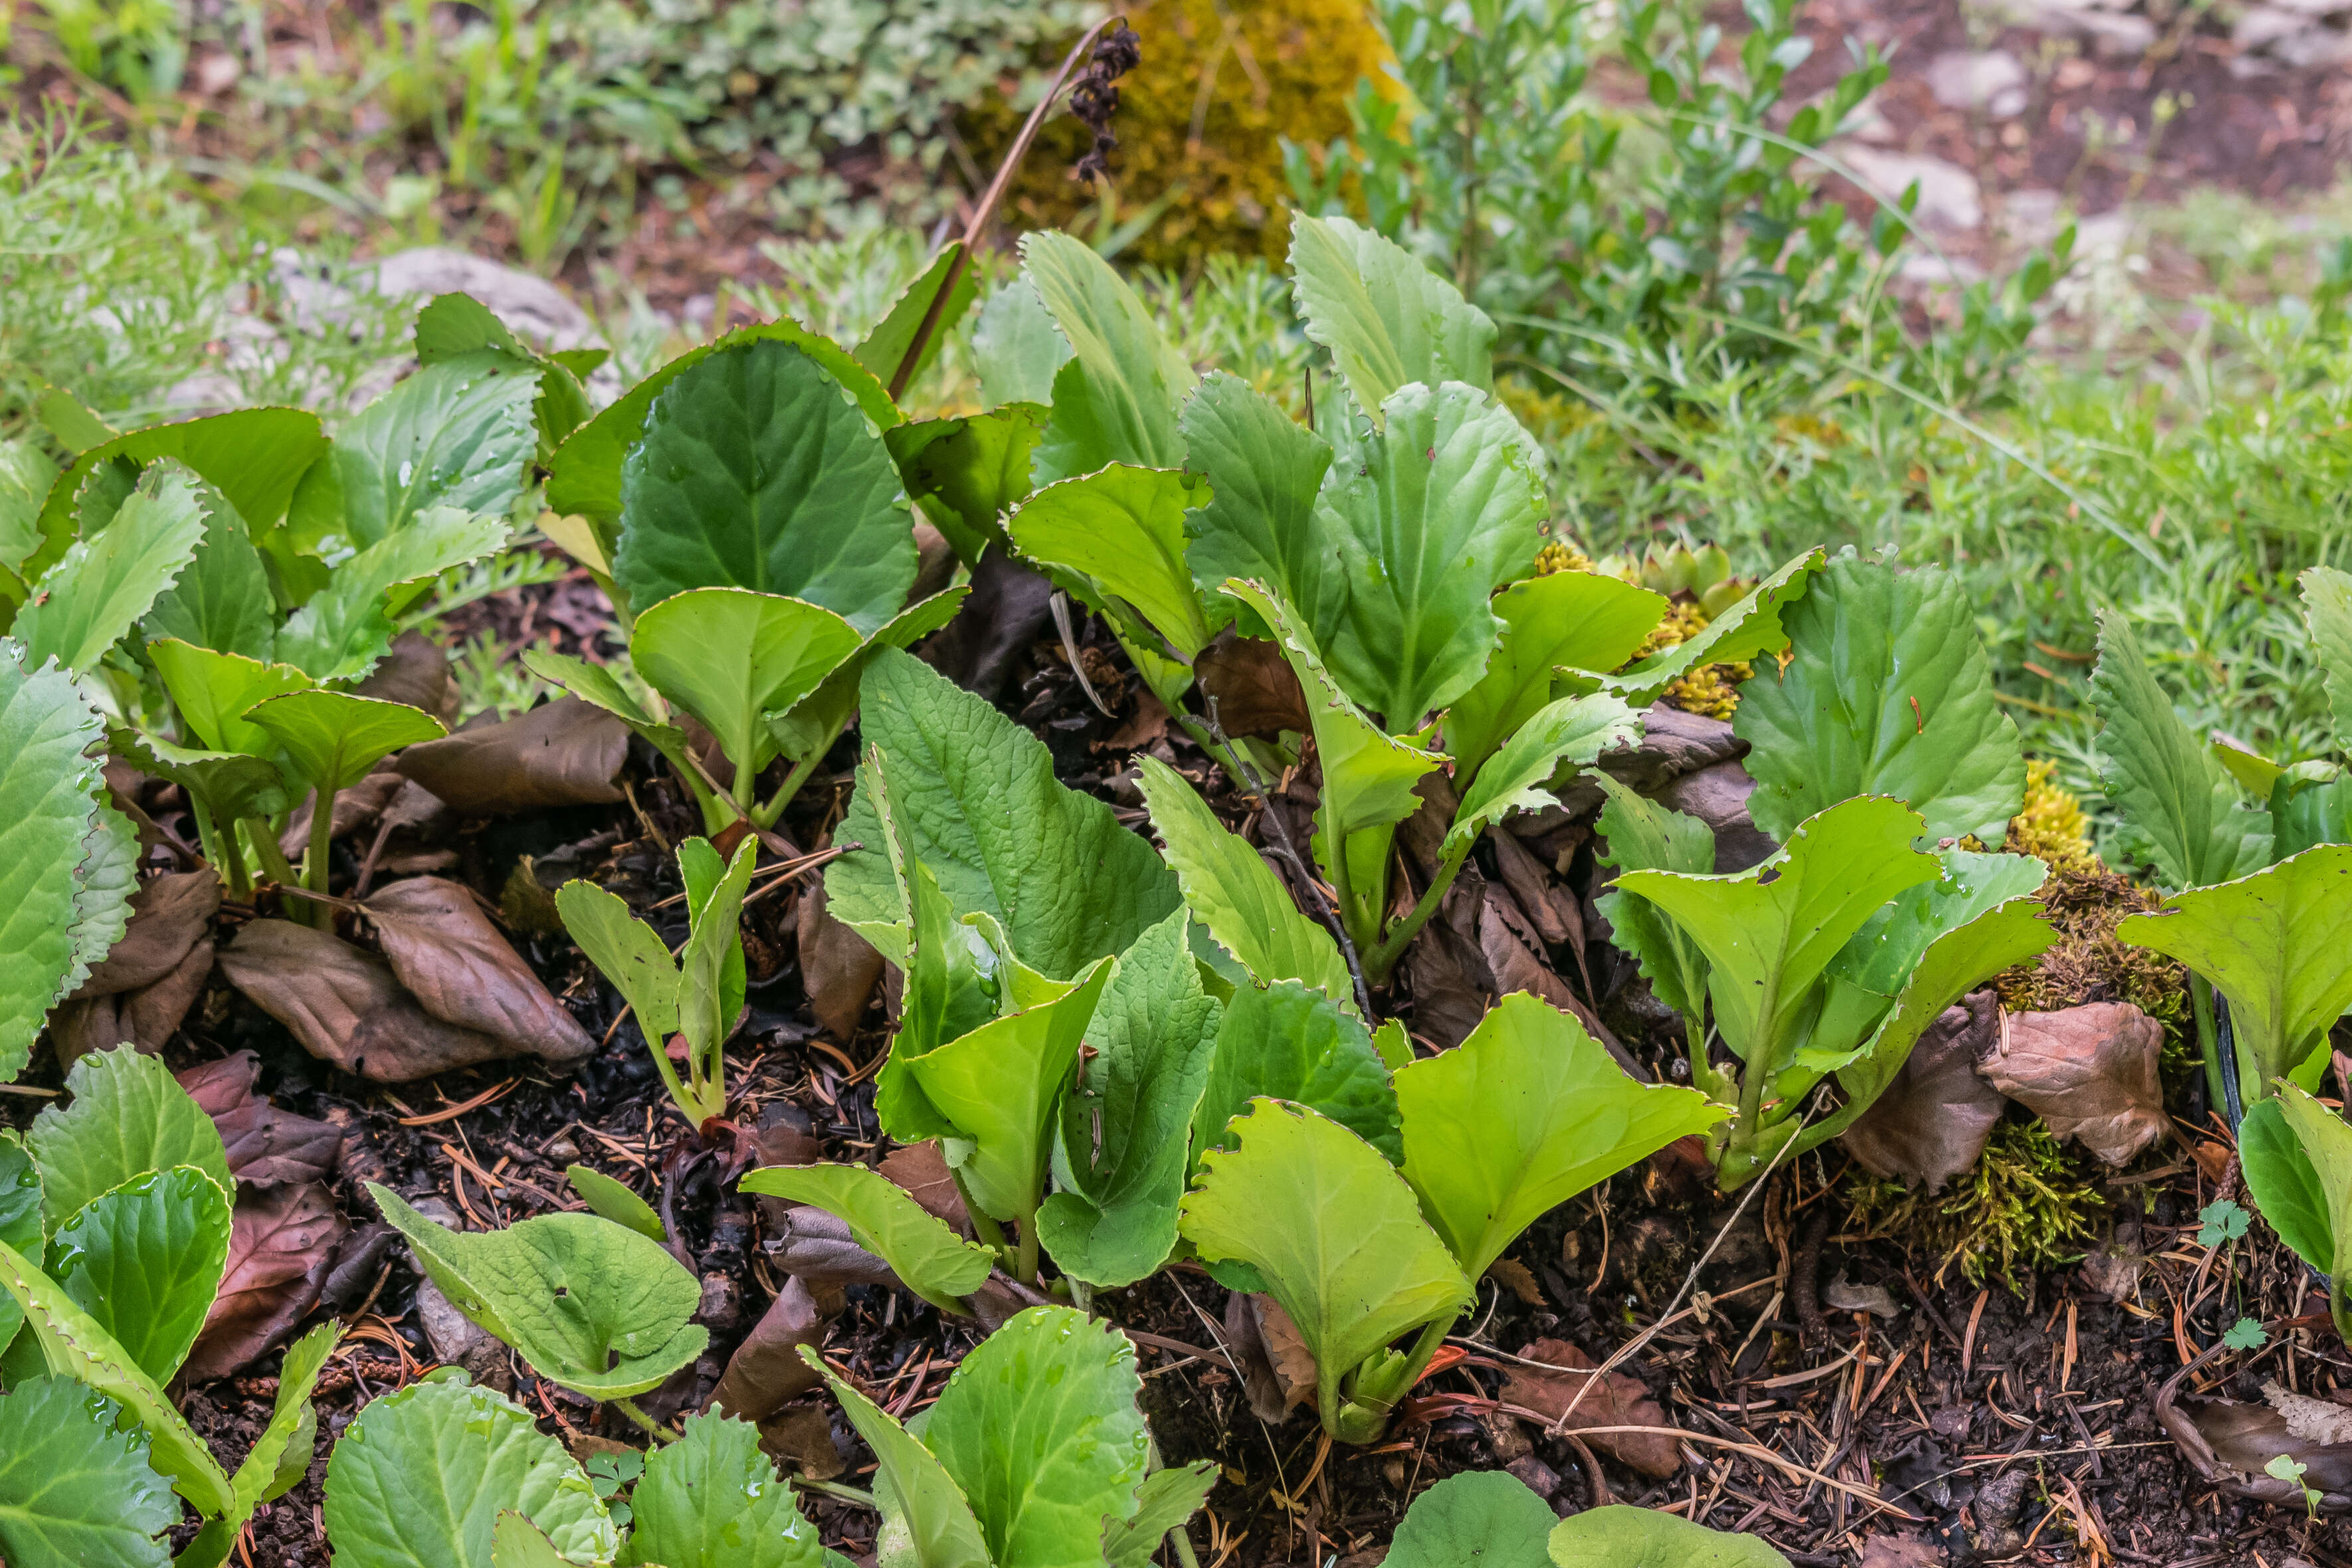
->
<box><xmin>2263</xmin><ymin>1089</ymin><xmax>2352</xmax><ymax>1343</ymax></box>
<box><xmin>799</xmin><ymin>1346</ymin><xmax>992</xmax><ymax>1568</ymax></box>
<box><xmin>1135</xmin><ymin>755</ymin><xmax>1354</xmax><ymax>1007</ymax></box>
<box><xmin>2242</xmin><ymin>1096</ymin><xmax>2333</xmax><ymax>1280</ymax></box>
<box><xmin>619</xmin><ymin>1409</ymin><xmax>828</xmax><ymax>1568</ymax></box>
<box><xmin>1179</xmin><ymin>372</ymin><xmax>1343</xmax><ymax>638</ymax></box>
<box><xmin>45</xmin><ymin>1166</ymin><xmax>231</xmax><ymax>1384</ymax></box>
<box><xmin>2091</xmin><ymin>611</ymin><xmax>2271</xmax><ymax>889</ymax></box>
<box><xmin>68</xmin><ymin>804</ymin><xmax>138</xmax><ymax>999</ymax></box>
<box><xmin>1181</xmin><ymin>1100</ymin><xmax>1473</xmax><ymax>1419</ymax></box>
<box><xmin>242</xmin><ymin>688</ymin><xmax>447</xmax><ymax>795</ymax></box>
<box><xmin>28</xmin><ymin>1046</ymin><xmax>233</xmax><ymax>1232</ymax></box>
<box><xmin>231</xmin><ymin>1321</ymin><xmax>340</xmax><ymax>1515</ymax></box>
<box><xmin>919</xmin><ymin>1306</ymin><xmax>1155</xmax><ymax>1568</ymax></box>
<box><xmin>1313</xmin><ymin>382</ymin><xmax>1545</xmax><ymax>727</ymax></box>
<box><xmin>2302</xmin><ymin>565</ymin><xmax>2352</xmax><ymax>753</ymax></box>
<box><xmin>147</xmin><ymin>640</ymin><xmax>311</xmax><ymax>757</ymax></box>
<box><xmin>1008</xmin><ymin>464</ymin><xmax>1215</xmax><ymax>659</ymax></box>
<box><xmin>275</xmin><ymin>504</ymin><xmax>509</xmax><ymax>681</ymax></box>
<box><xmin>320</xmin><ymin>352</ymin><xmax>539</xmax><ymax>553</ymax></box>
<box><xmin>971</xmin><ymin>278</ymin><xmax>1072</xmax><ymax>407</ymax></box>
<box><xmin>1385</xmin><ymin>1470</ymin><xmax>1555</xmax><ymax>1568</ymax></box>
<box><xmin>490</xmin><ymin>1512</ymin><xmax>571</xmax><ymax>1568</ymax></box>
<box><xmin>369</xmin><ymin>1184</ymin><xmax>709</xmax><ymax>1399</ymax></box>
<box><xmin>0</xmin><ymin>1133</ymin><xmax>39</xmax><ymax>1348</ymax></box>
<box><xmin>896</xmin><ymin>959</ymin><xmax>1114</xmax><ymax>1225</ymax></box>
<box><xmin>108</xmin><ymin>729</ymin><xmax>290</xmax><ymax>838</ymax></box>
<box><xmin>564</xmin><ymin>1164</ymin><xmax>665</xmax><ymax>1242</ymax></box>
<box><xmin>1021</xmin><ymin>232</ymin><xmax>1195</xmax><ymax>483</ymax></box>
<box><xmin>1040</xmin><ymin>910</ymin><xmax>1224</xmax><ymax>1288</ymax></box>
<box><xmin>0</xmin><ymin>1377</ymin><xmax>178</xmax><ymax>1568</ymax></box>
<box><xmin>1448</xmin><ymin>692</ymin><xmax>1640</xmax><ymax>854</ymax></box>
<box><xmin>1593</xmin><ymin>777</ymin><xmax>1716</xmax><ymax>1025</ymax></box>
<box><xmin>0</xmin><ymin>642</ymin><xmax>111</xmax><ymax>1080</ymax></box>
<box><xmin>676</xmin><ymin>834</ymin><xmax>755</xmax><ymax>1075</ymax></box>
<box><xmin>767</xmin><ymin>585</ymin><xmax>971</xmax><ymax>765</ymax></box>
<box><xmin>1398</xmin><ymin>994</ymin><xmax>1723</xmax><ymax>1279</ymax></box>
<box><xmin>0</xmin><ymin>1238</ymin><xmax>233</xmax><ymax>1515</ymax></box>
<box><xmin>0</xmin><ymin>439</ymin><xmax>62</xmax><ymax>578</ymax></box>
<box><xmin>613</xmin><ymin>338</ymin><xmax>916</xmax><ymax>631</ymax></box>
<box><xmin>1614</xmin><ymin>797</ymin><xmax>1939</xmax><ymax>1064</ymax></box>
<box><xmin>1103</xmin><ymin>1462</ymin><xmax>1217</xmax><ymax>1568</ymax></box>
<box><xmin>738</xmin><ymin>1163</ymin><xmax>995</xmax><ymax>1314</ymax></box>
<box><xmin>1548</xmin><ymin>1506</ymin><xmax>1792</xmax><ymax>1566</ymax></box>
<box><xmin>139</xmin><ymin>475</ymin><xmax>275</xmax><ymax>660</ymax></box>
<box><xmin>323</xmin><ymin>1377</ymin><xmax>617</xmax><ymax>1568</ymax></box>
<box><xmin>827</xmin><ymin>647</ymin><xmax>1181</xmax><ymax>980</ymax></box>
<box><xmin>2118</xmin><ymin>844</ymin><xmax>2352</xmax><ymax>1092</ymax></box>
<box><xmin>1735</xmin><ymin>551</ymin><xmax>2023</xmax><ymax>844</ymax></box>
<box><xmin>554</xmin><ymin>880</ymin><xmax>681</xmax><ymax>1041</ymax></box>
<box><xmin>1444</xmin><ymin>571</ymin><xmax>1667</xmax><ymax>786</ymax></box>
<box><xmin>1193</xmin><ymin>980</ymin><xmax>1402</xmax><ymax>1166</ymax></box>
<box><xmin>883</xmin><ymin>405</ymin><xmax>1045</xmax><ymax>563</ymax></box>
<box><xmin>1603</xmin><ymin>549</ymin><xmax>1822</xmax><ymax>705</ymax></box>
<box><xmin>852</xmin><ymin>241</ymin><xmax>978</xmax><ymax>395</ymax></box>
<box><xmin>1289</xmin><ymin>213</ymin><xmax>1496</xmax><ymax>415</ymax></box>
<box><xmin>551</xmin><ymin>320</ymin><xmax>896</xmax><ymax>526</ymax></box>
<box><xmin>15</xmin><ymin>460</ymin><xmax>205</xmax><ymax>675</ymax></box>
<box><xmin>629</xmin><ymin>587</ymin><xmax>863</xmax><ymax>784</ymax></box>
<box><xmin>31</xmin><ymin>409</ymin><xmax>326</xmax><ymax>577</ymax></box>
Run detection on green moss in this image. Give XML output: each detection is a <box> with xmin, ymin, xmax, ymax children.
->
<box><xmin>1847</xmin><ymin>1118</ymin><xmax>2106</xmax><ymax>1290</ymax></box>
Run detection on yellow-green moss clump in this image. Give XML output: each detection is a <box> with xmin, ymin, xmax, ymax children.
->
<box><xmin>2006</xmin><ymin>757</ymin><xmax>2098</xmax><ymax>872</ymax></box>
<box><xmin>1849</xmin><ymin>1118</ymin><xmax>2106</xmax><ymax>1290</ymax></box>
<box><xmin>969</xmin><ymin>0</ymin><xmax>1390</xmax><ymax>267</ymax></box>
<box><xmin>1632</xmin><ymin>599</ymin><xmax>1753</xmax><ymax>721</ymax></box>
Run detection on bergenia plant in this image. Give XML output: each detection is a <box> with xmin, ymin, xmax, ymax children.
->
<box><xmin>557</xmin><ymin>834</ymin><xmax>758</xmax><ymax>1129</ymax></box>
<box><xmin>1380</xmin><ymin>1471</ymin><xmax>1791</xmax><ymax>1568</ymax></box>
<box><xmin>2240</xmin><ymin>1082</ymin><xmax>2352</xmax><ymax>1344</ymax></box>
<box><xmin>991</xmin><ymin>218</ymin><xmax>1818</xmax><ymax>983</ymax></box>
<box><xmin>530</xmin><ymin>323</ymin><xmax>968</xmax><ymax>833</ymax></box>
<box><xmin>0</xmin><ymin>1048</ymin><xmax>341</xmax><ymax>1568</ymax></box>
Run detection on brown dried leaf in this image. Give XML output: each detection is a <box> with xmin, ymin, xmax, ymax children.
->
<box><xmin>182</xmin><ymin>1182</ymin><xmax>344</xmax><ymax>1382</ymax></box>
<box><xmin>1194</xmin><ymin>628</ymin><xmax>1308</xmax><ymax>738</ymax></box>
<box><xmin>277</xmin><ymin>771</ymin><xmax>407</xmax><ymax>859</ymax></box>
<box><xmin>1486</xmin><ymin>1257</ymin><xmax>1545</xmax><ymax>1308</ymax></box>
<box><xmin>1981</xmin><ymin>1002</ymin><xmax>2166</xmax><ymax>1165</ymax></box>
<box><xmin>218</xmin><ymin>919</ymin><xmax>522</xmax><ymax>1081</ymax></box>
<box><xmin>51</xmin><ymin>936</ymin><xmax>215</xmax><ymax>1067</ymax></box>
<box><xmin>1501</xmin><ymin>1339</ymin><xmax>1682</xmax><ymax>1478</ymax></box>
<box><xmin>362</xmin><ymin>878</ymin><xmax>595</xmax><ymax>1064</ymax></box>
<box><xmin>765</xmin><ymin>1206</ymin><xmax>896</xmax><ymax>1290</ymax></box>
<box><xmin>877</xmin><ymin>1142</ymin><xmax>969</xmax><ymax>1234</ymax></box>
<box><xmin>1250</xmin><ymin>1295</ymin><xmax>1318</xmax><ymax>1414</ymax></box>
<box><xmin>758</xmin><ymin>1405</ymin><xmax>845</xmax><ymax>1482</ymax></box>
<box><xmin>1840</xmin><ymin>991</ymin><xmax>2005</xmax><ymax>1191</ymax></box>
<box><xmin>1098</xmin><ymin>688</ymin><xmax>1170</xmax><ymax>754</ymax></box>
<box><xmin>709</xmin><ymin>1276</ymin><xmax>840</xmax><ymax>1423</ymax></box>
<box><xmin>353</xmin><ymin>629</ymin><xmax>456</xmax><ymax>723</ymax></box>
<box><xmin>395</xmin><ymin>697</ymin><xmax>631</xmax><ymax>815</ymax></box>
<box><xmin>797</xmin><ymin>878</ymin><xmax>884</xmax><ymax>1041</ymax></box>
<box><xmin>70</xmin><ymin>871</ymin><xmax>218</xmax><ymax>998</ymax></box>
<box><xmin>175</xmin><ymin>1050</ymin><xmax>341</xmax><ymax>1188</ymax></box>
<box><xmin>1488</xmin><ymin>826</ymin><xmax>1577</xmax><ymax>949</ymax></box>
<box><xmin>1858</xmin><ymin>1535</ymin><xmax>1946</xmax><ymax>1568</ymax></box>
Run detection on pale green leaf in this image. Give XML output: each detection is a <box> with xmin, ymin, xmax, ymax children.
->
<box><xmin>851</xmin><ymin>241</ymin><xmax>978</xmax><ymax>396</ymax></box>
<box><xmin>138</xmin><ymin>475</ymin><xmax>275</xmax><ymax>660</ymax></box>
<box><xmin>768</xmin><ymin>586</ymin><xmax>972</xmax><ymax>765</ymax></box>
<box><xmin>30</xmin><ymin>409</ymin><xmax>326</xmax><ymax>578</ymax></box>
<box><xmin>0</xmin><ymin>1377</ymin><xmax>178</xmax><ymax>1568</ymax></box>
<box><xmin>15</xmin><ymin>461</ymin><xmax>205</xmax><ymax>675</ymax></box>
<box><xmin>676</xmin><ymin>834</ymin><xmax>755</xmax><ymax>1079</ymax></box>
<box><xmin>1007</xmin><ymin>464</ymin><xmax>1215</xmax><ymax>659</ymax></box>
<box><xmin>369</xmin><ymin>1184</ymin><xmax>709</xmax><ymax>1399</ymax></box>
<box><xmin>1397</xmin><ymin>994</ymin><xmax>1724</xmax><ymax>1279</ymax></box>
<box><xmin>613</xmin><ymin>338</ymin><xmax>917</xmax><ymax>632</ymax></box>
<box><xmin>2117</xmin><ymin>844</ymin><xmax>2352</xmax><ymax>1092</ymax></box>
<box><xmin>738</xmin><ymin>1163</ymin><xmax>995</xmax><ymax>1314</ymax></box>
<box><xmin>0</xmin><ymin>439</ymin><xmax>62</xmax><ymax>577</ymax></box>
<box><xmin>1020</xmin><ymin>232</ymin><xmax>1195</xmax><ymax>483</ymax></box>
<box><xmin>920</xmin><ymin>1306</ymin><xmax>1154</xmax><ymax>1568</ymax></box>
<box><xmin>0</xmin><ymin>644</ymin><xmax>109</xmax><ymax>1080</ymax></box>
<box><xmin>241</xmin><ymin>688</ymin><xmax>447</xmax><ymax>795</ymax></box>
<box><xmin>1104</xmin><ymin>1463</ymin><xmax>1217</xmax><ymax>1568</ymax></box>
<box><xmin>827</xmin><ymin>648</ymin><xmax>1181</xmax><ymax>981</ymax></box>
<box><xmin>322</xmin><ymin>1377</ymin><xmax>617</xmax><ymax>1568</ymax></box>
<box><xmin>564</xmin><ymin>1164</ymin><xmax>666</xmax><ymax>1242</ymax></box>
<box><xmin>2240</xmin><ymin>1096</ymin><xmax>2333</xmax><ymax>1283</ymax></box>
<box><xmin>1448</xmin><ymin>693</ymin><xmax>1640</xmax><ymax>854</ymax></box>
<box><xmin>629</xmin><ymin>587</ymin><xmax>863</xmax><ymax>785</ymax></box>
<box><xmin>1385</xmin><ymin>1471</ymin><xmax>1553</xmax><ymax>1568</ymax></box>
<box><xmin>883</xmin><ymin>407</ymin><xmax>1044</xmax><ymax>563</ymax></box>
<box><xmin>230</xmin><ymin>1322</ymin><xmax>340</xmax><ymax>1516</ymax></box>
<box><xmin>28</xmin><ymin>1045</ymin><xmax>233</xmax><ymax>1231</ymax></box>
<box><xmin>0</xmin><ymin>1133</ymin><xmax>39</xmax><ymax>1349</ymax></box>
<box><xmin>2302</xmin><ymin>565</ymin><xmax>2352</xmax><ymax>753</ymax></box>
<box><xmin>619</xmin><ymin>1409</ymin><xmax>829</xmax><ymax>1568</ymax></box>
<box><xmin>1444</xmin><ymin>571</ymin><xmax>1667</xmax><ymax>787</ymax></box>
<box><xmin>275</xmin><ymin>505</ymin><xmax>510</xmax><ymax>681</ymax></box>
<box><xmin>45</xmin><ymin>1166</ymin><xmax>231</xmax><ymax>1385</ymax></box>
<box><xmin>68</xmin><ymin>802</ymin><xmax>138</xmax><ymax>993</ymax></box>
<box><xmin>1593</xmin><ymin>777</ymin><xmax>1716</xmax><ymax>1026</ymax></box>
<box><xmin>1548</xmin><ymin>1506</ymin><xmax>1792</xmax><ymax>1566</ymax></box>
<box><xmin>554</xmin><ymin>880</ymin><xmax>681</xmax><ymax>1041</ymax></box>
<box><xmin>1039</xmin><ymin>910</ymin><xmax>1224</xmax><ymax>1288</ymax></box>
<box><xmin>798</xmin><ymin>1346</ymin><xmax>991</xmax><ymax>1568</ymax></box>
<box><xmin>1134</xmin><ymin>755</ymin><xmax>1353</xmax><ymax>1008</ymax></box>
<box><xmin>970</xmin><ymin>278</ymin><xmax>1073</xmax><ymax>408</ymax></box>
<box><xmin>1735</xmin><ymin>551</ymin><xmax>2024</xmax><ymax>845</ymax></box>
<box><xmin>2091</xmin><ymin>611</ymin><xmax>2271</xmax><ymax>889</ymax></box>
<box><xmin>1181</xmin><ymin>1100</ymin><xmax>1472</xmax><ymax>1415</ymax></box>
<box><xmin>147</xmin><ymin>640</ymin><xmax>312</xmax><ymax>758</ymax></box>
<box><xmin>1288</xmin><ymin>213</ymin><xmax>1496</xmax><ymax>415</ymax></box>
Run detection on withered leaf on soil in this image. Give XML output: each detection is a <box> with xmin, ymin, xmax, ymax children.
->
<box><xmin>1219</xmin><ymin>1288</ymin><xmax>1292</xmax><ymax>1424</ymax></box>
<box><xmin>176</xmin><ymin>1050</ymin><xmax>342</xmax><ymax>1188</ymax></box>
<box><xmin>796</xmin><ymin>876</ymin><xmax>884</xmax><ymax>1041</ymax></box>
<box><xmin>764</xmin><ymin>1205</ymin><xmax>898</xmax><ymax>1290</ymax></box>
<box><xmin>1981</xmin><ymin>1001</ymin><xmax>2167</xmax><ymax>1166</ymax></box>
<box><xmin>51</xmin><ymin>936</ymin><xmax>214</xmax><ymax>1065</ymax></box>
<box><xmin>395</xmin><ymin>696</ymin><xmax>631</xmax><ymax>814</ymax></box>
<box><xmin>967</xmin><ymin>1275</ymin><xmax>1053</xmax><ymax>1333</ymax></box>
<box><xmin>352</xmin><ymin>628</ymin><xmax>458</xmax><ymax>723</ymax></box>
<box><xmin>1857</xmin><ymin>1535</ymin><xmax>1947</xmax><ymax>1568</ymax></box>
<box><xmin>709</xmin><ymin>1275</ymin><xmax>839</xmax><ymax>1424</ymax></box>
<box><xmin>758</xmin><ymin>1405</ymin><xmax>846</xmax><ymax>1482</ymax></box>
<box><xmin>181</xmin><ymin>1181</ymin><xmax>345</xmax><ymax>1382</ymax></box>
<box><xmin>1194</xmin><ymin>628</ymin><xmax>1309</xmax><ymax>738</ymax></box>
<box><xmin>362</xmin><ymin>877</ymin><xmax>596</xmax><ymax>1064</ymax></box>
<box><xmin>1839</xmin><ymin>991</ymin><xmax>2005</xmax><ymax>1191</ymax></box>
<box><xmin>876</xmin><ymin>1141</ymin><xmax>969</xmax><ymax>1234</ymax></box>
<box><xmin>1500</xmin><ymin>1337</ymin><xmax>1682</xmax><ymax>1478</ymax></box>
<box><xmin>69</xmin><ymin>870</ymin><xmax>218</xmax><ymax>997</ymax></box>
<box><xmin>219</xmin><ymin>919</ymin><xmax>527</xmax><ymax>1081</ymax></box>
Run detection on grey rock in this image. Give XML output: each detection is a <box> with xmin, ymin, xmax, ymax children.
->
<box><xmin>373</xmin><ymin>246</ymin><xmax>593</xmax><ymax>349</ymax></box>
<box><xmin>414</xmin><ymin>1276</ymin><xmax>513</xmax><ymax>1392</ymax></box>
<box><xmin>1506</xmin><ymin>1455</ymin><xmax>1562</xmax><ymax>1498</ymax></box>
<box><xmin>1925</xmin><ymin>50</ymin><xmax>2028</xmax><ymax>116</ymax></box>
<box><xmin>1832</xmin><ymin>146</ymin><xmax>1983</xmax><ymax>231</ymax></box>
<box><xmin>1560</xmin><ymin>704</ymin><xmax>1747</xmax><ymax>813</ymax></box>
<box><xmin>1656</xmin><ymin>759</ymin><xmax>1779</xmax><ymax>872</ymax></box>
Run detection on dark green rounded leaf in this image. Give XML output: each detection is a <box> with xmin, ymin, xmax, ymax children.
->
<box><xmin>47</xmin><ymin>1165</ymin><xmax>233</xmax><ymax>1385</ymax></box>
<box><xmin>0</xmin><ymin>1377</ymin><xmax>178</xmax><ymax>1568</ymax></box>
<box><xmin>28</xmin><ymin>1046</ymin><xmax>233</xmax><ymax>1233</ymax></box>
<box><xmin>618</xmin><ymin>1411</ymin><xmax>827</xmax><ymax>1568</ymax></box>
<box><xmin>2243</xmin><ymin>1097</ymin><xmax>2334</xmax><ymax>1276</ymax></box>
<box><xmin>1386</xmin><ymin>1471</ymin><xmax>1553</xmax><ymax>1568</ymax></box>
